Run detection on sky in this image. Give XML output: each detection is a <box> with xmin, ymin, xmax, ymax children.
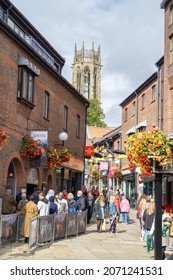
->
<box><xmin>11</xmin><ymin>0</ymin><xmax>164</xmax><ymax>127</ymax></box>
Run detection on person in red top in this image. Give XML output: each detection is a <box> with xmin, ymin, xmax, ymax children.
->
<box><xmin>114</xmin><ymin>191</ymin><xmax>120</xmax><ymax>223</ymax></box>
<box><xmin>91</xmin><ymin>186</ymin><xmax>100</xmax><ymax>202</ymax></box>
<box><xmin>62</xmin><ymin>189</ymin><xmax>68</xmax><ymax>200</ymax></box>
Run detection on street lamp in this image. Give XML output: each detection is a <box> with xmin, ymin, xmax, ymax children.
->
<box><xmin>59</xmin><ymin>131</ymin><xmax>68</xmax><ymax>147</ymax></box>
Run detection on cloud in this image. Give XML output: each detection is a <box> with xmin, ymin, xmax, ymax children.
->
<box><xmin>11</xmin><ymin>0</ymin><xmax>164</xmax><ymax>127</ymax></box>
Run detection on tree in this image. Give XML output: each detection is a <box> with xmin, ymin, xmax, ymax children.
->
<box><xmin>87</xmin><ymin>99</ymin><xmax>107</xmax><ymax>127</ymax></box>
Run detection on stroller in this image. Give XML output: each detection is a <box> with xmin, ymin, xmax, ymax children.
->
<box><xmin>109</xmin><ymin>212</ymin><xmax>118</xmax><ymax>234</ymax></box>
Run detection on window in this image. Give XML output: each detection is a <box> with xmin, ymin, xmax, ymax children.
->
<box><xmin>132</xmin><ymin>101</ymin><xmax>136</xmax><ymax>116</ymax></box>
<box><xmin>170</xmin><ymin>37</ymin><xmax>173</xmax><ymax>65</ymax></box>
<box><xmin>63</xmin><ymin>106</ymin><xmax>68</xmax><ymax>131</ymax></box>
<box><xmin>76</xmin><ymin>115</ymin><xmax>80</xmax><ymax>138</ymax></box>
<box><xmin>141</xmin><ymin>94</ymin><xmax>145</xmax><ymax>109</ymax></box>
<box><xmin>152</xmin><ymin>85</ymin><xmax>156</xmax><ymax>102</ymax></box>
<box><xmin>17</xmin><ymin>67</ymin><xmax>35</xmax><ymax>106</ymax></box>
<box><xmin>43</xmin><ymin>91</ymin><xmax>49</xmax><ymax>120</ymax></box>
<box><xmin>124</xmin><ymin>108</ymin><xmax>127</xmax><ymax>122</ymax></box>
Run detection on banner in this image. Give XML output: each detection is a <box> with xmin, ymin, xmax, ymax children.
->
<box><xmin>30</xmin><ymin>131</ymin><xmax>48</xmax><ymax>167</ymax></box>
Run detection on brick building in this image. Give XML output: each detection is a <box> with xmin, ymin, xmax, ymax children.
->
<box><xmin>0</xmin><ymin>0</ymin><xmax>89</xmax><ymax>197</ymax></box>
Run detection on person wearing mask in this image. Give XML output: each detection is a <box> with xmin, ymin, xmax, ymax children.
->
<box><xmin>76</xmin><ymin>190</ymin><xmax>87</xmax><ymax>212</ymax></box>
<box><xmin>55</xmin><ymin>192</ymin><xmax>68</xmax><ymax>213</ymax></box>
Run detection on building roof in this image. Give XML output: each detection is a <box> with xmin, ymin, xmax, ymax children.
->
<box><xmin>161</xmin><ymin>0</ymin><xmax>170</xmax><ymax>9</ymax></box>
<box><xmin>87</xmin><ymin>126</ymin><xmax>116</xmax><ymax>140</ymax></box>
<box><xmin>119</xmin><ymin>72</ymin><xmax>157</xmax><ymax>107</ymax></box>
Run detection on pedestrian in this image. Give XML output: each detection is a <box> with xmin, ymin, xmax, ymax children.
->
<box><xmin>86</xmin><ymin>191</ymin><xmax>94</xmax><ymax>223</ymax></box>
<box><xmin>81</xmin><ymin>185</ymin><xmax>87</xmax><ymax>196</ymax></box>
<box><xmin>48</xmin><ymin>195</ymin><xmax>58</xmax><ymax>214</ymax></box>
<box><xmin>137</xmin><ymin>196</ymin><xmax>147</xmax><ymax>241</ymax></box>
<box><xmin>106</xmin><ymin>186</ymin><xmax>114</xmax><ymax>209</ymax></box>
<box><xmin>114</xmin><ymin>191</ymin><xmax>121</xmax><ymax>223</ymax></box>
<box><xmin>1</xmin><ymin>189</ymin><xmax>17</xmax><ymax>214</ymax></box>
<box><xmin>67</xmin><ymin>193</ymin><xmax>77</xmax><ymax>212</ymax></box>
<box><xmin>109</xmin><ymin>192</ymin><xmax>116</xmax><ymax>217</ymax></box>
<box><xmin>37</xmin><ymin>192</ymin><xmax>50</xmax><ymax>216</ymax></box>
<box><xmin>55</xmin><ymin>192</ymin><xmax>68</xmax><ymax>213</ymax></box>
<box><xmin>45</xmin><ymin>189</ymin><xmax>55</xmax><ymax>200</ymax></box>
<box><xmin>16</xmin><ymin>193</ymin><xmax>28</xmax><ymax>212</ymax></box>
<box><xmin>91</xmin><ymin>186</ymin><xmax>100</xmax><ymax>202</ymax></box>
<box><xmin>120</xmin><ymin>195</ymin><xmax>130</xmax><ymax>225</ymax></box>
<box><xmin>62</xmin><ymin>189</ymin><xmax>68</xmax><ymax>200</ymax></box>
<box><xmin>16</xmin><ymin>188</ymin><xmax>28</xmax><ymax>206</ymax></box>
<box><xmin>21</xmin><ymin>194</ymin><xmax>38</xmax><ymax>243</ymax></box>
<box><xmin>76</xmin><ymin>190</ymin><xmax>87</xmax><ymax>212</ymax></box>
<box><xmin>162</xmin><ymin>206</ymin><xmax>172</xmax><ymax>259</ymax></box>
<box><xmin>94</xmin><ymin>193</ymin><xmax>106</xmax><ymax>232</ymax></box>
<box><xmin>142</xmin><ymin>201</ymin><xmax>155</xmax><ymax>252</ymax></box>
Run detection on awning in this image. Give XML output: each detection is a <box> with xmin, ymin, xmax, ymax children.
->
<box><xmin>136</xmin><ymin>120</ymin><xmax>147</xmax><ymax>129</ymax></box>
<box><xmin>126</xmin><ymin>127</ymin><xmax>136</xmax><ymax>135</ymax></box>
<box><xmin>144</xmin><ymin>175</ymin><xmax>155</xmax><ymax>183</ymax></box>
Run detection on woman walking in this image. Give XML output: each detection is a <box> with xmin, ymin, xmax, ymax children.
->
<box><xmin>94</xmin><ymin>193</ymin><xmax>106</xmax><ymax>232</ymax></box>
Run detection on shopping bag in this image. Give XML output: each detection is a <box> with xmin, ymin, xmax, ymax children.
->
<box><xmin>146</xmin><ymin>234</ymin><xmax>153</xmax><ymax>252</ymax></box>
<box><xmin>101</xmin><ymin>219</ymin><xmax>107</xmax><ymax>231</ymax></box>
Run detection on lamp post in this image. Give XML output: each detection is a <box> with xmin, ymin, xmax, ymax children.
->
<box><xmin>59</xmin><ymin>131</ymin><xmax>68</xmax><ymax>147</ymax></box>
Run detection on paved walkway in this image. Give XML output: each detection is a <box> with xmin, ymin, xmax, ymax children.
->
<box><xmin>0</xmin><ymin>210</ymin><xmax>155</xmax><ymax>260</ymax></box>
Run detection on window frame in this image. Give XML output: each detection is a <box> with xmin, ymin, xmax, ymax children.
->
<box><xmin>151</xmin><ymin>85</ymin><xmax>156</xmax><ymax>103</ymax></box>
<box><xmin>63</xmin><ymin>105</ymin><xmax>68</xmax><ymax>131</ymax></box>
<box><xmin>17</xmin><ymin>66</ymin><xmax>35</xmax><ymax>108</ymax></box>
<box><xmin>43</xmin><ymin>91</ymin><xmax>50</xmax><ymax>120</ymax></box>
<box><xmin>124</xmin><ymin>108</ymin><xmax>128</xmax><ymax>122</ymax></box>
<box><xmin>141</xmin><ymin>94</ymin><xmax>145</xmax><ymax>110</ymax></box>
<box><xmin>76</xmin><ymin>114</ymin><xmax>80</xmax><ymax>138</ymax></box>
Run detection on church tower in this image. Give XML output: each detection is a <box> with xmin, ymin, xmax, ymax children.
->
<box><xmin>72</xmin><ymin>42</ymin><xmax>102</xmax><ymax>100</ymax></box>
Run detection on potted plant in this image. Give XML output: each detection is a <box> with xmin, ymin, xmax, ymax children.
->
<box><xmin>114</xmin><ymin>169</ymin><xmax>122</xmax><ymax>179</ymax></box>
<box><xmin>47</xmin><ymin>147</ymin><xmax>71</xmax><ymax>168</ymax></box>
<box><xmin>21</xmin><ymin>135</ymin><xmax>41</xmax><ymax>158</ymax></box>
<box><xmin>0</xmin><ymin>128</ymin><xmax>8</xmax><ymax>150</ymax></box>
<box><xmin>126</xmin><ymin>128</ymin><xmax>173</xmax><ymax>175</ymax></box>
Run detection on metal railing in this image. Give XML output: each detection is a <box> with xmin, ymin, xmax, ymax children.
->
<box><xmin>0</xmin><ymin>210</ymin><xmax>87</xmax><ymax>252</ymax></box>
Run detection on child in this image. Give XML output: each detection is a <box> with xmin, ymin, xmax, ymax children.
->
<box><xmin>109</xmin><ymin>211</ymin><xmax>118</xmax><ymax>234</ymax></box>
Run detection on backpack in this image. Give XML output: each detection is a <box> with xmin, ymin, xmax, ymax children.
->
<box><xmin>68</xmin><ymin>207</ymin><xmax>76</xmax><ymax>213</ymax></box>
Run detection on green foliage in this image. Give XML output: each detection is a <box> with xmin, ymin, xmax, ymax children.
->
<box><xmin>87</xmin><ymin>99</ymin><xmax>107</xmax><ymax>127</ymax></box>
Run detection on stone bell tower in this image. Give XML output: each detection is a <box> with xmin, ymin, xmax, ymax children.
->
<box><xmin>72</xmin><ymin>42</ymin><xmax>102</xmax><ymax>101</ymax></box>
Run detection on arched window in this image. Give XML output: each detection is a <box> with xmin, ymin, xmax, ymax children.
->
<box><xmin>76</xmin><ymin>67</ymin><xmax>81</xmax><ymax>92</ymax></box>
<box><xmin>84</xmin><ymin>67</ymin><xmax>90</xmax><ymax>99</ymax></box>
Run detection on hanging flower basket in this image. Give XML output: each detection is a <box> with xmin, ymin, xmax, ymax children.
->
<box><xmin>0</xmin><ymin>128</ymin><xmax>8</xmax><ymax>150</ymax></box>
<box><xmin>126</xmin><ymin>128</ymin><xmax>173</xmax><ymax>176</ymax></box>
<box><xmin>47</xmin><ymin>147</ymin><xmax>71</xmax><ymax>168</ymax></box>
<box><xmin>114</xmin><ymin>169</ymin><xmax>122</xmax><ymax>179</ymax></box>
<box><xmin>21</xmin><ymin>135</ymin><xmax>41</xmax><ymax>158</ymax></box>
<box><xmin>92</xmin><ymin>169</ymin><xmax>99</xmax><ymax>179</ymax></box>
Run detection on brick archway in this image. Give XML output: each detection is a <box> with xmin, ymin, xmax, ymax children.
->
<box><xmin>4</xmin><ymin>153</ymin><xmax>26</xmax><ymax>193</ymax></box>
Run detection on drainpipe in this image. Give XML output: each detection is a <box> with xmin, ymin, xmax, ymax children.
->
<box><xmin>135</xmin><ymin>91</ymin><xmax>138</xmax><ymax>131</ymax></box>
<box><xmin>156</xmin><ymin>66</ymin><xmax>160</xmax><ymax>128</ymax></box>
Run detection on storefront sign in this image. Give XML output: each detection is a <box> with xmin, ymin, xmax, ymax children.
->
<box><xmin>84</xmin><ymin>146</ymin><xmax>94</xmax><ymax>157</ymax></box>
<box><xmin>99</xmin><ymin>161</ymin><xmax>108</xmax><ymax>171</ymax></box>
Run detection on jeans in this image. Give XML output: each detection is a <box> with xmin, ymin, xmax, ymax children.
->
<box><xmin>122</xmin><ymin>212</ymin><xmax>128</xmax><ymax>224</ymax></box>
<box><xmin>109</xmin><ymin>203</ymin><xmax>116</xmax><ymax>216</ymax></box>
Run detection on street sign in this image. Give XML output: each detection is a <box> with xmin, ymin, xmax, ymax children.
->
<box><xmin>84</xmin><ymin>146</ymin><xmax>94</xmax><ymax>157</ymax></box>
